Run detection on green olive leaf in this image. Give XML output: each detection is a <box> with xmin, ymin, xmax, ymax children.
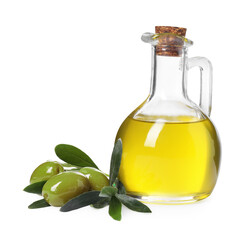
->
<box><xmin>115</xmin><ymin>194</ymin><xmax>151</xmax><ymax>213</ymax></box>
<box><xmin>109</xmin><ymin>139</ymin><xmax>122</xmax><ymax>185</ymax></box>
<box><xmin>115</xmin><ymin>179</ymin><xmax>126</xmax><ymax>194</ymax></box>
<box><xmin>28</xmin><ymin>199</ymin><xmax>50</xmax><ymax>209</ymax></box>
<box><xmin>55</xmin><ymin>144</ymin><xmax>99</xmax><ymax>169</ymax></box>
<box><xmin>99</xmin><ymin>186</ymin><xmax>118</xmax><ymax>198</ymax></box>
<box><xmin>91</xmin><ymin>197</ymin><xmax>110</xmax><ymax>209</ymax></box>
<box><xmin>109</xmin><ymin>196</ymin><xmax>122</xmax><ymax>221</ymax></box>
<box><xmin>60</xmin><ymin>191</ymin><xmax>102</xmax><ymax>212</ymax></box>
<box><xmin>23</xmin><ymin>181</ymin><xmax>47</xmax><ymax>194</ymax></box>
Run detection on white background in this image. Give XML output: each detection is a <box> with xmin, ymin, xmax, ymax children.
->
<box><xmin>0</xmin><ymin>0</ymin><xmax>251</xmax><ymax>239</ymax></box>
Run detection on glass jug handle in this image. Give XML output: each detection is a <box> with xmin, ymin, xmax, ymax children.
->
<box><xmin>187</xmin><ymin>57</ymin><xmax>213</xmax><ymax>117</ymax></box>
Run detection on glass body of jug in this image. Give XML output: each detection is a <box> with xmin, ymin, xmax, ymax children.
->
<box><xmin>116</xmin><ymin>26</ymin><xmax>221</xmax><ymax>204</ymax></box>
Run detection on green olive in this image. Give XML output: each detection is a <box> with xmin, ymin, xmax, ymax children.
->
<box><xmin>42</xmin><ymin>172</ymin><xmax>90</xmax><ymax>207</ymax></box>
<box><xmin>30</xmin><ymin>161</ymin><xmax>64</xmax><ymax>184</ymax></box>
<box><xmin>79</xmin><ymin>167</ymin><xmax>109</xmax><ymax>191</ymax></box>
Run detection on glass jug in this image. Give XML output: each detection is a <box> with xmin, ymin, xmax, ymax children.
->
<box><xmin>116</xmin><ymin>26</ymin><xmax>221</xmax><ymax>204</ymax></box>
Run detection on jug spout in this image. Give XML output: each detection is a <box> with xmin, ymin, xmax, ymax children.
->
<box><xmin>141</xmin><ymin>27</ymin><xmax>193</xmax><ymax>51</ymax></box>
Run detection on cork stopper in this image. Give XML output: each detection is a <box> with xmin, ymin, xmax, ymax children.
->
<box><xmin>155</xmin><ymin>26</ymin><xmax>187</xmax><ymax>56</ymax></box>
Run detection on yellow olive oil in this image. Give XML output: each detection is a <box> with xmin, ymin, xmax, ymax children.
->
<box><xmin>116</xmin><ymin>116</ymin><xmax>221</xmax><ymax>203</ymax></box>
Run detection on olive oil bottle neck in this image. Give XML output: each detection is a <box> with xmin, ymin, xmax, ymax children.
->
<box><xmin>149</xmin><ymin>46</ymin><xmax>187</xmax><ymax>101</ymax></box>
